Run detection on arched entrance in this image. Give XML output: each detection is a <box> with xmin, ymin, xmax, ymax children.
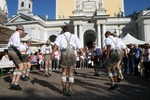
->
<box><xmin>84</xmin><ymin>30</ymin><xmax>96</xmax><ymax>49</ymax></box>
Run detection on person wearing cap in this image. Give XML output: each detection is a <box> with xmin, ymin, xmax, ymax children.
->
<box><xmin>105</xmin><ymin>31</ymin><xmax>127</xmax><ymax>90</ymax></box>
<box><xmin>7</xmin><ymin>25</ymin><xmax>25</xmax><ymax>90</ymax></box>
<box><xmin>91</xmin><ymin>42</ymin><xmax>102</xmax><ymax>76</ymax></box>
<box><xmin>51</xmin><ymin>26</ymin><xmax>85</xmax><ymax>96</ymax></box>
<box><xmin>20</xmin><ymin>39</ymin><xmax>32</xmax><ymax>81</ymax></box>
<box><xmin>41</xmin><ymin>40</ymin><xmax>52</xmax><ymax>77</ymax></box>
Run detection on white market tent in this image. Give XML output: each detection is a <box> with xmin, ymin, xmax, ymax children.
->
<box><xmin>0</xmin><ymin>25</ymin><xmax>15</xmax><ymax>44</ymax></box>
<box><xmin>21</xmin><ymin>35</ymin><xmax>46</xmax><ymax>46</ymax></box>
<box><xmin>122</xmin><ymin>33</ymin><xmax>147</xmax><ymax>45</ymax></box>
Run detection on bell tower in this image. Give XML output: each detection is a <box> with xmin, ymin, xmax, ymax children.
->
<box><xmin>17</xmin><ymin>0</ymin><xmax>33</xmax><ymax>16</ymax></box>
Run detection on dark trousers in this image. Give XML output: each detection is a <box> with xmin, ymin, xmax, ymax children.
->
<box><xmin>134</xmin><ymin>58</ymin><xmax>140</xmax><ymax>75</ymax></box>
<box><xmin>143</xmin><ymin>62</ymin><xmax>150</xmax><ymax>78</ymax></box>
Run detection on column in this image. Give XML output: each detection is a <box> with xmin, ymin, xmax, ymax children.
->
<box><xmin>144</xmin><ymin>22</ymin><xmax>149</xmax><ymax>42</ymax></box>
<box><xmin>79</xmin><ymin>25</ymin><xmax>83</xmax><ymax>47</ymax></box>
<box><xmin>74</xmin><ymin>25</ymin><xmax>77</xmax><ymax>37</ymax></box>
<box><xmin>102</xmin><ymin>24</ymin><xmax>106</xmax><ymax>47</ymax></box>
<box><xmin>97</xmin><ymin>24</ymin><xmax>101</xmax><ymax>48</ymax></box>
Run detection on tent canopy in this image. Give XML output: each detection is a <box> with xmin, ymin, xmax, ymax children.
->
<box><xmin>122</xmin><ymin>33</ymin><xmax>147</xmax><ymax>45</ymax></box>
<box><xmin>21</xmin><ymin>35</ymin><xmax>46</xmax><ymax>46</ymax></box>
<box><xmin>0</xmin><ymin>25</ymin><xmax>15</xmax><ymax>43</ymax></box>
<box><xmin>0</xmin><ymin>25</ymin><xmax>27</xmax><ymax>44</ymax></box>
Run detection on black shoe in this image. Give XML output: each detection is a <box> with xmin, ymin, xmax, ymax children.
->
<box><xmin>94</xmin><ymin>73</ymin><xmax>100</xmax><ymax>76</ymax></box>
<box><xmin>22</xmin><ymin>77</ymin><xmax>28</xmax><ymax>81</ymax></box>
<box><xmin>25</xmin><ymin>76</ymin><xmax>30</xmax><ymax>80</ymax></box>
<box><xmin>117</xmin><ymin>78</ymin><xmax>124</xmax><ymax>82</ymax></box>
<box><xmin>67</xmin><ymin>90</ymin><xmax>72</xmax><ymax>96</ymax></box>
<box><xmin>9</xmin><ymin>83</ymin><xmax>14</xmax><ymax>86</ymax></box>
<box><xmin>62</xmin><ymin>88</ymin><xmax>67</xmax><ymax>95</ymax></box>
<box><xmin>45</xmin><ymin>74</ymin><xmax>50</xmax><ymax>78</ymax></box>
<box><xmin>9</xmin><ymin>84</ymin><xmax>22</xmax><ymax>90</ymax></box>
<box><xmin>109</xmin><ymin>84</ymin><xmax>118</xmax><ymax>90</ymax></box>
<box><xmin>20</xmin><ymin>76</ymin><xmax>24</xmax><ymax>80</ymax></box>
<box><xmin>14</xmin><ymin>84</ymin><xmax>22</xmax><ymax>90</ymax></box>
<box><xmin>74</xmin><ymin>71</ymin><xmax>77</xmax><ymax>75</ymax></box>
<box><xmin>20</xmin><ymin>76</ymin><xmax>27</xmax><ymax>81</ymax></box>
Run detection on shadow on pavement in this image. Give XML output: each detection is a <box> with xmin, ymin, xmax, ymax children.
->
<box><xmin>31</xmin><ymin>78</ymin><xmax>62</xmax><ymax>94</ymax></box>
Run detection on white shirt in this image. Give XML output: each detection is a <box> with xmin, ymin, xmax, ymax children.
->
<box><xmin>20</xmin><ymin>43</ymin><xmax>30</xmax><ymax>54</ymax></box>
<box><xmin>118</xmin><ymin>38</ymin><xmax>126</xmax><ymax>50</ymax></box>
<box><xmin>41</xmin><ymin>44</ymin><xmax>52</xmax><ymax>54</ymax></box>
<box><xmin>54</xmin><ymin>51</ymin><xmax>60</xmax><ymax>59</ymax></box>
<box><xmin>105</xmin><ymin>36</ymin><xmax>126</xmax><ymax>51</ymax></box>
<box><xmin>1</xmin><ymin>55</ymin><xmax>9</xmax><ymax>61</ymax></box>
<box><xmin>7</xmin><ymin>31</ymin><xmax>21</xmax><ymax>50</ymax></box>
<box><xmin>54</xmin><ymin>32</ymin><xmax>82</xmax><ymax>50</ymax></box>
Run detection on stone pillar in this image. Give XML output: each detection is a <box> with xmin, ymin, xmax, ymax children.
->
<box><xmin>102</xmin><ymin>24</ymin><xmax>106</xmax><ymax>47</ymax></box>
<box><xmin>143</xmin><ymin>22</ymin><xmax>150</xmax><ymax>42</ymax></box>
<box><xmin>97</xmin><ymin>24</ymin><xmax>101</xmax><ymax>48</ymax></box>
<box><xmin>79</xmin><ymin>25</ymin><xmax>83</xmax><ymax>47</ymax></box>
<box><xmin>74</xmin><ymin>25</ymin><xmax>77</xmax><ymax>37</ymax></box>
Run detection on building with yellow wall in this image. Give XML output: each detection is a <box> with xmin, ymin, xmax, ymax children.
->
<box><xmin>56</xmin><ymin>0</ymin><xmax>124</xmax><ymax>19</ymax></box>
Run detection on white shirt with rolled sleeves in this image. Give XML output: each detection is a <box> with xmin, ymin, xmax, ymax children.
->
<box><xmin>54</xmin><ymin>32</ymin><xmax>82</xmax><ymax>50</ymax></box>
<box><xmin>7</xmin><ymin>31</ymin><xmax>21</xmax><ymax>51</ymax></box>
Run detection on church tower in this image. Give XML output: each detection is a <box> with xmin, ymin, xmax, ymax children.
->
<box><xmin>17</xmin><ymin>0</ymin><xmax>33</xmax><ymax>16</ymax></box>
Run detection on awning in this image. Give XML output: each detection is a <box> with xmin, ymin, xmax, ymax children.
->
<box><xmin>0</xmin><ymin>25</ymin><xmax>15</xmax><ymax>43</ymax></box>
<box><xmin>21</xmin><ymin>36</ymin><xmax>46</xmax><ymax>46</ymax></box>
<box><xmin>31</xmin><ymin>38</ymin><xmax>46</xmax><ymax>46</ymax></box>
<box><xmin>122</xmin><ymin>33</ymin><xmax>147</xmax><ymax>45</ymax></box>
<box><xmin>0</xmin><ymin>25</ymin><xmax>27</xmax><ymax>44</ymax></box>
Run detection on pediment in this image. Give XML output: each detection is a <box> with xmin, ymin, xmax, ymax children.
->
<box><xmin>7</xmin><ymin>13</ymin><xmax>36</xmax><ymax>23</ymax></box>
<box><xmin>145</xmin><ymin>12</ymin><xmax>150</xmax><ymax>16</ymax></box>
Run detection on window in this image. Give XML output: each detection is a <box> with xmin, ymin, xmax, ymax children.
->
<box><xmin>29</xmin><ymin>4</ymin><xmax>31</xmax><ymax>8</ymax></box>
<box><xmin>21</xmin><ymin>2</ymin><xmax>24</xmax><ymax>7</ymax></box>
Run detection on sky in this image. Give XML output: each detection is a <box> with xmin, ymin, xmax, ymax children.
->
<box><xmin>6</xmin><ymin>0</ymin><xmax>150</xmax><ymax>20</ymax></box>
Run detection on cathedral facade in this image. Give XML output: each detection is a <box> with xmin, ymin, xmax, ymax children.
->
<box><xmin>3</xmin><ymin>0</ymin><xmax>150</xmax><ymax>51</ymax></box>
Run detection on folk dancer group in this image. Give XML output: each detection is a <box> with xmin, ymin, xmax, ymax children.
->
<box><xmin>7</xmin><ymin>25</ymin><xmax>129</xmax><ymax>95</ymax></box>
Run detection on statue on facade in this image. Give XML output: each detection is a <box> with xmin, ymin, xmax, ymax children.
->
<box><xmin>76</xmin><ymin>0</ymin><xmax>80</xmax><ymax>9</ymax></box>
<box><xmin>98</xmin><ymin>0</ymin><xmax>102</xmax><ymax>9</ymax></box>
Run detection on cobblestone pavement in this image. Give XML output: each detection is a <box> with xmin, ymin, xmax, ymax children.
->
<box><xmin>0</xmin><ymin>68</ymin><xmax>150</xmax><ymax>100</ymax></box>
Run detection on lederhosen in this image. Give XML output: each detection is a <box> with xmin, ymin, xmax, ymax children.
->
<box><xmin>107</xmin><ymin>37</ymin><xmax>120</xmax><ymax>66</ymax></box>
<box><xmin>60</xmin><ymin>34</ymin><xmax>76</xmax><ymax>68</ymax></box>
<box><xmin>22</xmin><ymin>45</ymin><xmax>30</xmax><ymax>63</ymax></box>
<box><xmin>8</xmin><ymin>33</ymin><xmax>23</xmax><ymax>65</ymax></box>
<box><xmin>92</xmin><ymin>48</ymin><xmax>101</xmax><ymax>65</ymax></box>
<box><xmin>43</xmin><ymin>45</ymin><xmax>51</xmax><ymax>61</ymax></box>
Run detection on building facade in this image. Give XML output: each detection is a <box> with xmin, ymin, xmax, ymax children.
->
<box><xmin>2</xmin><ymin>0</ymin><xmax>150</xmax><ymax>52</ymax></box>
<box><xmin>0</xmin><ymin>0</ymin><xmax>8</xmax><ymax>23</ymax></box>
<box><xmin>56</xmin><ymin>0</ymin><xmax>124</xmax><ymax>19</ymax></box>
